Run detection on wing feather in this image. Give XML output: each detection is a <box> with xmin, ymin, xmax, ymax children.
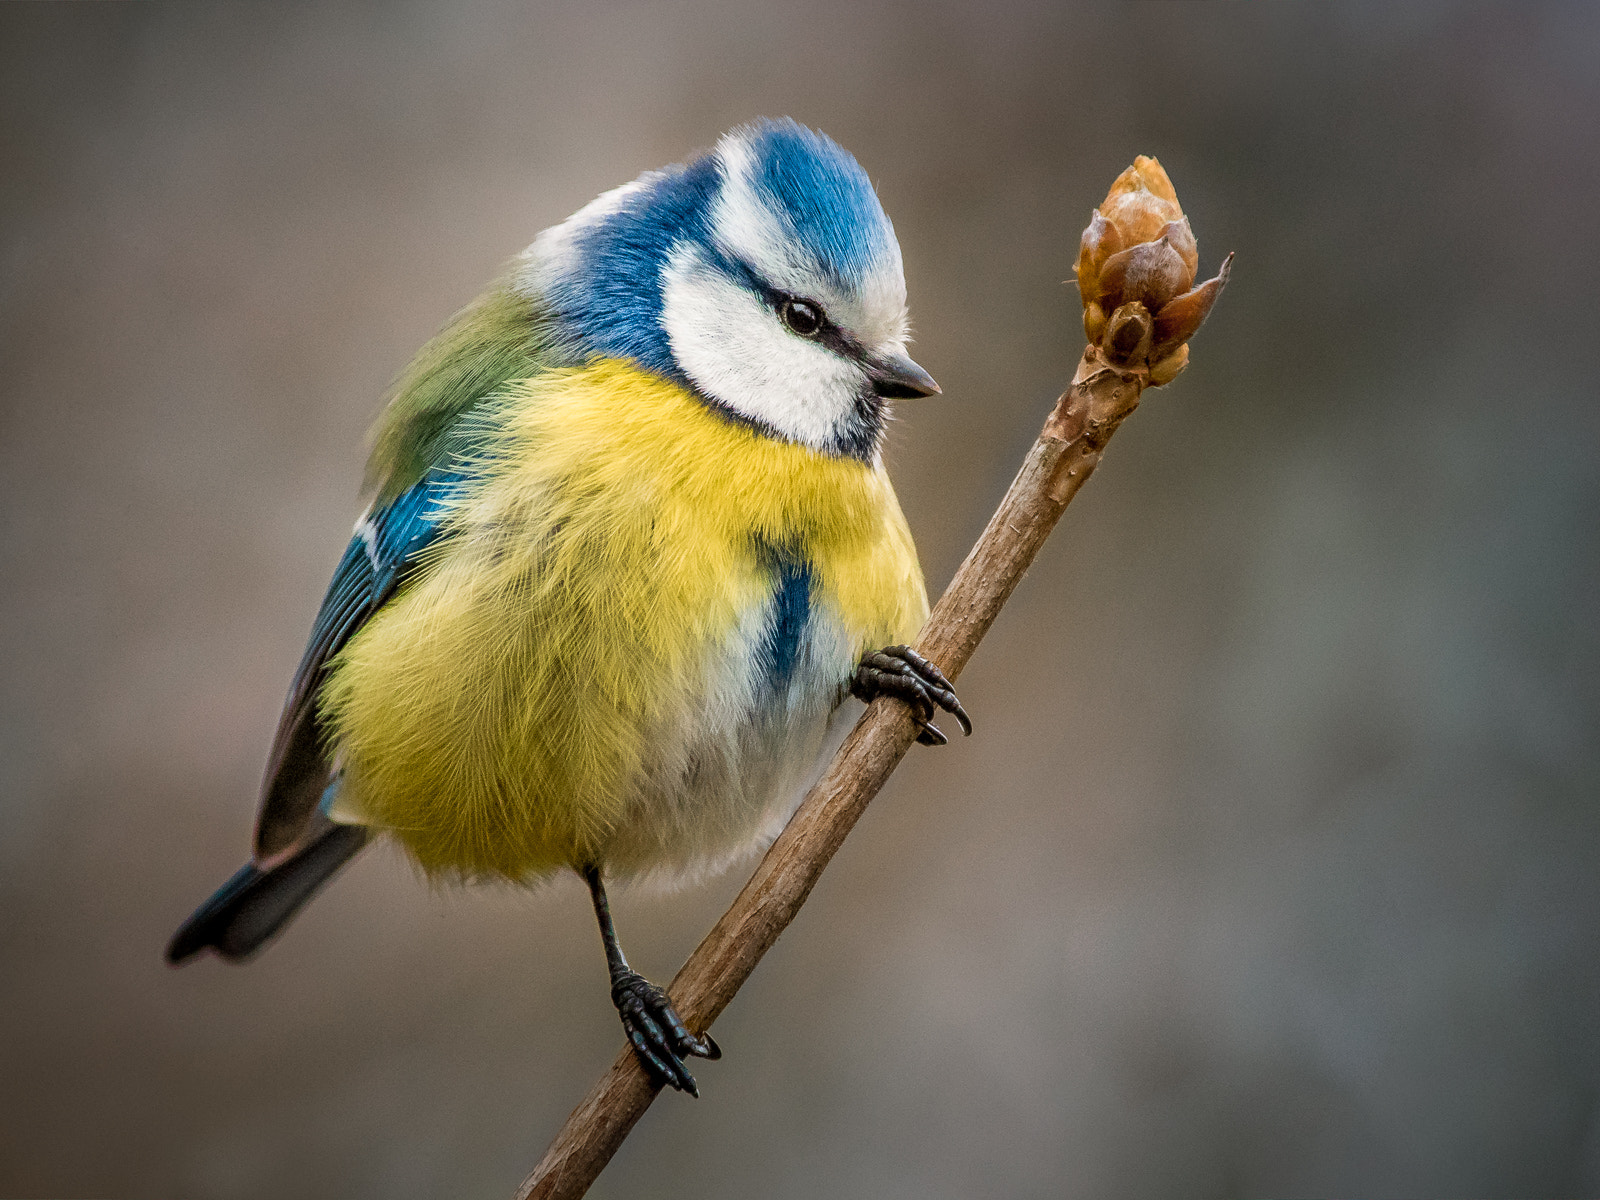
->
<box><xmin>254</xmin><ymin>471</ymin><xmax>463</xmax><ymax>858</ymax></box>
<box><xmin>252</xmin><ymin>281</ymin><xmax>548</xmax><ymax>858</ymax></box>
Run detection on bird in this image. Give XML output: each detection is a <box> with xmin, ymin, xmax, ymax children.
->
<box><xmin>166</xmin><ymin>118</ymin><xmax>970</xmax><ymax>1095</ymax></box>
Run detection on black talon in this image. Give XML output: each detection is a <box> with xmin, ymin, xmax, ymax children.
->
<box><xmin>612</xmin><ymin>970</ymin><xmax>706</xmax><ymax>1094</ymax></box>
<box><xmin>583</xmin><ymin>865</ymin><xmax>718</xmax><ymax>1096</ymax></box>
<box><xmin>851</xmin><ymin>644</ymin><xmax>973</xmax><ymax>742</ymax></box>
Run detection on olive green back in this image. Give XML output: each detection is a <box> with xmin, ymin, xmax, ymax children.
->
<box><xmin>365</xmin><ymin>283</ymin><xmax>552</xmax><ymax>502</ymax></box>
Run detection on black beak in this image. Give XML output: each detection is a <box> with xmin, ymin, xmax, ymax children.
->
<box><xmin>867</xmin><ymin>352</ymin><xmax>941</xmax><ymax>399</ymax></box>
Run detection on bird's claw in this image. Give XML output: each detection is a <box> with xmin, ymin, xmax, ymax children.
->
<box><xmin>851</xmin><ymin>644</ymin><xmax>972</xmax><ymax>742</ymax></box>
<box><xmin>611</xmin><ymin>970</ymin><xmax>718</xmax><ymax>1096</ymax></box>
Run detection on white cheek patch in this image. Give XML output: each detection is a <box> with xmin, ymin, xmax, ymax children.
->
<box><xmin>660</xmin><ymin>245</ymin><xmax>866</xmax><ymax>450</ymax></box>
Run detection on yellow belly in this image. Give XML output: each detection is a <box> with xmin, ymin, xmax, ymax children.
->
<box><xmin>320</xmin><ymin>360</ymin><xmax>927</xmax><ymax>881</ymax></box>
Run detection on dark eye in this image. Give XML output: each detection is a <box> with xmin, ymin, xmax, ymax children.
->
<box><xmin>780</xmin><ymin>297</ymin><xmax>824</xmax><ymax>337</ymax></box>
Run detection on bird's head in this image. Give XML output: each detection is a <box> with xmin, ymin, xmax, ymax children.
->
<box><xmin>519</xmin><ymin>119</ymin><xmax>936</xmax><ymax>461</ymax></box>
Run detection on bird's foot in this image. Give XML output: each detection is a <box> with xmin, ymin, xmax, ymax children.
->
<box><xmin>851</xmin><ymin>644</ymin><xmax>973</xmax><ymax>746</ymax></box>
<box><xmin>611</xmin><ymin>969</ymin><xmax>720</xmax><ymax>1096</ymax></box>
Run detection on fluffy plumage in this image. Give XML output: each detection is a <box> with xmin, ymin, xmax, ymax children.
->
<box><xmin>323</xmin><ymin>360</ymin><xmax>925</xmax><ymax>881</ymax></box>
<box><xmin>170</xmin><ymin>118</ymin><xmax>940</xmax><ymax>965</ymax></box>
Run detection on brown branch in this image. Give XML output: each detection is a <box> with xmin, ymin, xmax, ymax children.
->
<box><xmin>514</xmin><ymin>350</ymin><xmax>1142</xmax><ymax>1199</ymax></box>
<box><xmin>515</xmin><ymin>158</ymin><xmax>1229</xmax><ymax>1200</ymax></box>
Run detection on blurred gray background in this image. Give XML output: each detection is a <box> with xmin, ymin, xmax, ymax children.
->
<box><xmin>3</xmin><ymin>3</ymin><xmax>1598</xmax><ymax>1197</ymax></box>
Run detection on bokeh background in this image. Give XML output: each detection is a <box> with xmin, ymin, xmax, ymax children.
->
<box><xmin>4</xmin><ymin>3</ymin><xmax>1599</xmax><ymax>1197</ymax></box>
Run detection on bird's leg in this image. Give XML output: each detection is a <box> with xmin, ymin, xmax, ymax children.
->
<box><xmin>850</xmin><ymin>644</ymin><xmax>973</xmax><ymax>746</ymax></box>
<box><xmin>581</xmin><ymin>864</ymin><xmax>720</xmax><ymax>1096</ymax></box>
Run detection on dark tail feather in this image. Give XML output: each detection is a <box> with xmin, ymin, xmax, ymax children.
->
<box><xmin>166</xmin><ymin>824</ymin><xmax>371</xmax><ymax>964</ymax></box>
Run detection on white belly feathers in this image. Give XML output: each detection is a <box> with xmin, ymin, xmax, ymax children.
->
<box><xmin>600</xmin><ymin>576</ymin><xmax>860</xmax><ymax>886</ymax></box>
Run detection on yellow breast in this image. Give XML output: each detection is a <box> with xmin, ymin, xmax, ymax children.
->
<box><xmin>320</xmin><ymin>360</ymin><xmax>927</xmax><ymax>880</ymax></box>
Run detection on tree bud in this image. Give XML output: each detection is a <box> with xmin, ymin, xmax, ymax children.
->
<box><xmin>1074</xmin><ymin>156</ymin><xmax>1230</xmax><ymax>383</ymax></box>
<box><xmin>1148</xmin><ymin>343</ymin><xmax>1189</xmax><ymax>386</ymax></box>
<box><xmin>1103</xmin><ymin>302</ymin><xmax>1153</xmax><ymax>366</ymax></box>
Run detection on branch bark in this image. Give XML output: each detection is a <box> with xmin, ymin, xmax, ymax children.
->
<box><xmin>514</xmin><ymin>346</ymin><xmax>1153</xmax><ymax>1200</ymax></box>
<box><xmin>516</xmin><ymin>151</ymin><xmax>1230</xmax><ymax>1199</ymax></box>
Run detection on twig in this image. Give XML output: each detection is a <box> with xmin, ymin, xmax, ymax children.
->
<box><xmin>515</xmin><ymin>349</ymin><xmax>1141</xmax><ymax>1199</ymax></box>
<box><xmin>515</xmin><ymin>158</ymin><xmax>1229</xmax><ymax>1200</ymax></box>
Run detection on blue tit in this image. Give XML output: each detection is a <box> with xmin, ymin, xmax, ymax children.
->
<box><xmin>167</xmin><ymin>118</ymin><xmax>970</xmax><ymax>1094</ymax></box>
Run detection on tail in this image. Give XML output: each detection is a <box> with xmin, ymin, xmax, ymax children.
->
<box><xmin>166</xmin><ymin>824</ymin><xmax>371</xmax><ymax>964</ymax></box>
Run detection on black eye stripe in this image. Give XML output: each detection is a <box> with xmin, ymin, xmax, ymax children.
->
<box><xmin>771</xmin><ymin>291</ymin><xmax>858</xmax><ymax>356</ymax></box>
<box><xmin>736</xmin><ymin>264</ymin><xmax>868</xmax><ymax>359</ymax></box>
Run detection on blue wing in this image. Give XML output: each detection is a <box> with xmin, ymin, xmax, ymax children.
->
<box><xmin>253</xmin><ymin>470</ymin><xmax>464</xmax><ymax>858</ymax></box>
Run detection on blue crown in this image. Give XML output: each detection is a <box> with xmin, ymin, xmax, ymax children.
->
<box><xmin>539</xmin><ymin>120</ymin><xmax>895</xmax><ymax>385</ymax></box>
<box><xmin>735</xmin><ymin>118</ymin><xmax>895</xmax><ymax>288</ymax></box>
